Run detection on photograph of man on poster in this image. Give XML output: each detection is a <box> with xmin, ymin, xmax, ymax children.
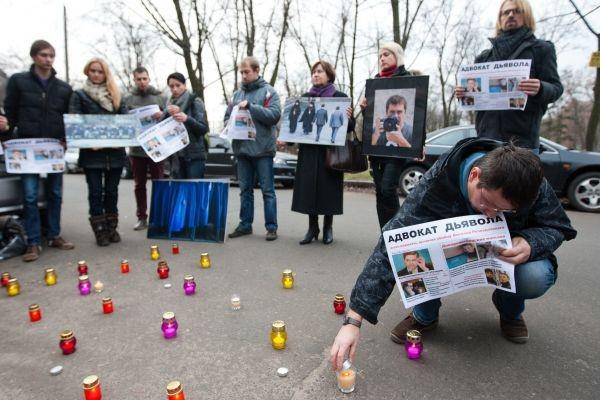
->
<box><xmin>371</xmin><ymin>94</ymin><xmax>413</xmax><ymax>148</ymax></box>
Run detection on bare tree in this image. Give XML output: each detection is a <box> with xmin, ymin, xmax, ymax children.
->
<box><xmin>391</xmin><ymin>0</ymin><xmax>425</xmax><ymax>49</ymax></box>
<box><xmin>568</xmin><ymin>0</ymin><xmax>600</xmax><ymax>151</ymax></box>
<box><xmin>140</xmin><ymin>0</ymin><xmax>223</xmax><ymax>100</ymax></box>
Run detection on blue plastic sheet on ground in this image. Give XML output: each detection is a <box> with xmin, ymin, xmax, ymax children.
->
<box><xmin>147</xmin><ymin>179</ymin><xmax>229</xmax><ymax>243</ymax></box>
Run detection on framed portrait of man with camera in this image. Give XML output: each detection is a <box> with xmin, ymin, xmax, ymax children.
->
<box><xmin>362</xmin><ymin>75</ymin><xmax>428</xmax><ymax>158</ymax></box>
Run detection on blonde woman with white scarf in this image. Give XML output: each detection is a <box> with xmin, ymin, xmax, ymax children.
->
<box><xmin>69</xmin><ymin>58</ymin><xmax>127</xmax><ymax>247</ymax></box>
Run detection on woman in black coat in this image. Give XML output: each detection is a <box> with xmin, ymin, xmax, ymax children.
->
<box><xmin>69</xmin><ymin>58</ymin><xmax>127</xmax><ymax>247</ymax></box>
<box><xmin>291</xmin><ymin>60</ymin><xmax>355</xmax><ymax>245</ymax></box>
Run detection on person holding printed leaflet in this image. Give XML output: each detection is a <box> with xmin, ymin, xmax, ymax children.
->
<box><xmin>455</xmin><ymin>0</ymin><xmax>562</xmax><ymax>150</ymax></box>
<box><xmin>3</xmin><ymin>40</ymin><xmax>74</xmax><ymax>262</ymax></box>
<box><xmin>291</xmin><ymin>61</ymin><xmax>355</xmax><ymax>245</ymax></box>
<box><xmin>329</xmin><ymin>138</ymin><xmax>577</xmax><ymax>372</ymax></box>
<box><xmin>125</xmin><ymin>66</ymin><xmax>166</xmax><ymax>231</ymax></box>
<box><xmin>162</xmin><ymin>72</ymin><xmax>209</xmax><ymax>179</ymax></box>
<box><xmin>225</xmin><ymin>56</ymin><xmax>281</xmax><ymax>241</ymax></box>
<box><xmin>359</xmin><ymin>42</ymin><xmax>412</xmax><ymax>230</ymax></box>
<box><xmin>69</xmin><ymin>58</ymin><xmax>128</xmax><ymax>247</ymax></box>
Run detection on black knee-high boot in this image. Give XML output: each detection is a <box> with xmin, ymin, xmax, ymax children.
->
<box><xmin>323</xmin><ymin>215</ymin><xmax>333</xmax><ymax>245</ymax></box>
<box><xmin>299</xmin><ymin>214</ymin><xmax>319</xmax><ymax>245</ymax></box>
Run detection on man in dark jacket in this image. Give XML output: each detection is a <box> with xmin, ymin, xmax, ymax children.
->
<box><xmin>329</xmin><ymin>138</ymin><xmax>576</xmax><ymax>370</ymax></box>
<box><xmin>3</xmin><ymin>40</ymin><xmax>74</xmax><ymax>262</ymax></box>
<box><xmin>456</xmin><ymin>0</ymin><xmax>562</xmax><ymax>150</ymax></box>
<box><xmin>124</xmin><ymin>66</ymin><xmax>166</xmax><ymax>231</ymax></box>
<box><xmin>225</xmin><ymin>56</ymin><xmax>281</xmax><ymax>241</ymax></box>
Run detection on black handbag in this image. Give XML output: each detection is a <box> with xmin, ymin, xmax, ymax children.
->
<box><xmin>325</xmin><ymin>132</ymin><xmax>368</xmax><ymax>173</ymax></box>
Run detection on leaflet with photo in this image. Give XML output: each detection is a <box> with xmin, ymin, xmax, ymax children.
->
<box><xmin>457</xmin><ymin>59</ymin><xmax>531</xmax><ymax>111</ymax></box>
<box><xmin>279</xmin><ymin>97</ymin><xmax>351</xmax><ymax>146</ymax></box>
<box><xmin>220</xmin><ymin>106</ymin><xmax>256</xmax><ymax>141</ymax></box>
<box><xmin>129</xmin><ymin>104</ymin><xmax>161</xmax><ymax>130</ymax></box>
<box><xmin>4</xmin><ymin>138</ymin><xmax>65</xmax><ymax>174</ymax></box>
<box><xmin>64</xmin><ymin>114</ymin><xmax>141</xmax><ymax>148</ymax></box>
<box><xmin>137</xmin><ymin>116</ymin><xmax>189</xmax><ymax>162</ymax></box>
<box><xmin>383</xmin><ymin>214</ymin><xmax>515</xmax><ymax>308</ymax></box>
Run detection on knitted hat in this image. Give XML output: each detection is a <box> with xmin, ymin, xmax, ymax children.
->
<box><xmin>379</xmin><ymin>42</ymin><xmax>405</xmax><ymax>66</ymax></box>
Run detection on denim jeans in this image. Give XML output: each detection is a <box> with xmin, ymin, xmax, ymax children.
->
<box><xmin>412</xmin><ymin>259</ymin><xmax>556</xmax><ymax>324</ymax></box>
<box><xmin>84</xmin><ymin>168</ymin><xmax>122</xmax><ymax>216</ymax></box>
<box><xmin>131</xmin><ymin>156</ymin><xmax>164</xmax><ymax>220</ymax></box>
<box><xmin>371</xmin><ymin>160</ymin><xmax>403</xmax><ymax>229</ymax></box>
<box><xmin>236</xmin><ymin>155</ymin><xmax>277</xmax><ymax>232</ymax></box>
<box><xmin>175</xmin><ymin>158</ymin><xmax>205</xmax><ymax>179</ymax></box>
<box><xmin>21</xmin><ymin>173</ymin><xmax>63</xmax><ymax>245</ymax></box>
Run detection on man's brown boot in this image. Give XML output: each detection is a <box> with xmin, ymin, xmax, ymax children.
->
<box><xmin>390</xmin><ymin>314</ymin><xmax>438</xmax><ymax>344</ymax></box>
<box><xmin>48</xmin><ymin>236</ymin><xmax>75</xmax><ymax>250</ymax></box>
<box><xmin>22</xmin><ymin>245</ymin><xmax>41</xmax><ymax>262</ymax></box>
<box><xmin>492</xmin><ymin>291</ymin><xmax>529</xmax><ymax>343</ymax></box>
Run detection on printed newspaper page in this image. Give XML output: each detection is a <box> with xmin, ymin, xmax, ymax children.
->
<box><xmin>64</xmin><ymin>114</ymin><xmax>141</xmax><ymax>148</ymax></box>
<box><xmin>128</xmin><ymin>105</ymin><xmax>161</xmax><ymax>130</ymax></box>
<box><xmin>4</xmin><ymin>138</ymin><xmax>65</xmax><ymax>174</ymax></box>
<box><xmin>137</xmin><ymin>117</ymin><xmax>189</xmax><ymax>162</ymax></box>
<box><xmin>220</xmin><ymin>106</ymin><xmax>256</xmax><ymax>141</ymax></box>
<box><xmin>457</xmin><ymin>59</ymin><xmax>532</xmax><ymax>111</ymax></box>
<box><xmin>383</xmin><ymin>214</ymin><xmax>515</xmax><ymax>308</ymax></box>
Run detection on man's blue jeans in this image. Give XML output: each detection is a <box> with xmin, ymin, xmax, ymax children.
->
<box><xmin>21</xmin><ymin>173</ymin><xmax>63</xmax><ymax>245</ymax></box>
<box><xmin>413</xmin><ymin>259</ymin><xmax>556</xmax><ymax>324</ymax></box>
<box><xmin>236</xmin><ymin>155</ymin><xmax>277</xmax><ymax>232</ymax></box>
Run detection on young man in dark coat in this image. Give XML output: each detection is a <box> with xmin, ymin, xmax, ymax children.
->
<box><xmin>124</xmin><ymin>66</ymin><xmax>166</xmax><ymax>230</ymax></box>
<box><xmin>455</xmin><ymin>0</ymin><xmax>562</xmax><ymax>150</ymax></box>
<box><xmin>330</xmin><ymin>138</ymin><xmax>577</xmax><ymax>371</ymax></box>
<box><xmin>3</xmin><ymin>40</ymin><xmax>74</xmax><ymax>262</ymax></box>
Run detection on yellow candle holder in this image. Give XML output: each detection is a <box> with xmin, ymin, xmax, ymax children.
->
<box><xmin>44</xmin><ymin>268</ymin><xmax>57</xmax><ymax>286</ymax></box>
<box><xmin>150</xmin><ymin>245</ymin><xmax>160</xmax><ymax>261</ymax></box>
<box><xmin>271</xmin><ymin>320</ymin><xmax>287</xmax><ymax>350</ymax></box>
<box><xmin>282</xmin><ymin>269</ymin><xmax>294</xmax><ymax>289</ymax></box>
<box><xmin>6</xmin><ymin>278</ymin><xmax>20</xmax><ymax>296</ymax></box>
<box><xmin>200</xmin><ymin>253</ymin><xmax>211</xmax><ymax>269</ymax></box>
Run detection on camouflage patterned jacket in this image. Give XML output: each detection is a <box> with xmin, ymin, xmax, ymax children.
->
<box><xmin>349</xmin><ymin>138</ymin><xmax>577</xmax><ymax>325</ymax></box>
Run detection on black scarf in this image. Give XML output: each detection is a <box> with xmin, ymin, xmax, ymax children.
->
<box><xmin>489</xmin><ymin>27</ymin><xmax>533</xmax><ymax>60</ymax></box>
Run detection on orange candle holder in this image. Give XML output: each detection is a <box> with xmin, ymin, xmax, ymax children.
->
<box><xmin>29</xmin><ymin>304</ymin><xmax>42</xmax><ymax>322</ymax></box>
<box><xmin>166</xmin><ymin>381</ymin><xmax>185</xmax><ymax>400</ymax></box>
<box><xmin>120</xmin><ymin>260</ymin><xmax>130</xmax><ymax>274</ymax></box>
<box><xmin>82</xmin><ymin>375</ymin><xmax>102</xmax><ymax>400</ymax></box>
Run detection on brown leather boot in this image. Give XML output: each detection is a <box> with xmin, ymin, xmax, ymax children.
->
<box><xmin>105</xmin><ymin>213</ymin><xmax>121</xmax><ymax>243</ymax></box>
<box><xmin>390</xmin><ymin>314</ymin><xmax>438</xmax><ymax>344</ymax></box>
<box><xmin>48</xmin><ymin>236</ymin><xmax>75</xmax><ymax>250</ymax></box>
<box><xmin>22</xmin><ymin>245</ymin><xmax>42</xmax><ymax>262</ymax></box>
<box><xmin>89</xmin><ymin>215</ymin><xmax>110</xmax><ymax>246</ymax></box>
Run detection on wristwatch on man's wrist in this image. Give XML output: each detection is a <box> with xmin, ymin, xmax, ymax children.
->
<box><xmin>342</xmin><ymin>315</ymin><xmax>362</xmax><ymax>329</ymax></box>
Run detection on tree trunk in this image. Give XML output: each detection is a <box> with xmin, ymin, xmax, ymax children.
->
<box><xmin>391</xmin><ymin>0</ymin><xmax>400</xmax><ymax>45</ymax></box>
<box><xmin>586</xmin><ymin>36</ymin><xmax>600</xmax><ymax>151</ymax></box>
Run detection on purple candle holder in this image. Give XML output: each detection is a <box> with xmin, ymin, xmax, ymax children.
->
<box><xmin>161</xmin><ymin>312</ymin><xmax>178</xmax><ymax>339</ymax></box>
<box><xmin>78</xmin><ymin>275</ymin><xmax>91</xmax><ymax>296</ymax></box>
<box><xmin>183</xmin><ymin>275</ymin><xmax>196</xmax><ymax>296</ymax></box>
<box><xmin>405</xmin><ymin>330</ymin><xmax>423</xmax><ymax>360</ymax></box>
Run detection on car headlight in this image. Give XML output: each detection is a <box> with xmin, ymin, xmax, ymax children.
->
<box><xmin>274</xmin><ymin>157</ymin><xmax>285</xmax><ymax>165</ymax></box>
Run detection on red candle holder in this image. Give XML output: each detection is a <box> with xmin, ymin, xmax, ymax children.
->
<box><xmin>166</xmin><ymin>381</ymin><xmax>185</xmax><ymax>400</ymax></box>
<box><xmin>59</xmin><ymin>330</ymin><xmax>77</xmax><ymax>355</ymax></box>
<box><xmin>82</xmin><ymin>375</ymin><xmax>102</xmax><ymax>400</ymax></box>
<box><xmin>78</xmin><ymin>261</ymin><xmax>88</xmax><ymax>276</ymax></box>
<box><xmin>120</xmin><ymin>260</ymin><xmax>130</xmax><ymax>274</ymax></box>
<box><xmin>102</xmin><ymin>297</ymin><xmax>114</xmax><ymax>314</ymax></box>
<box><xmin>29</xmin><ymin>304</ymin><xmax>42</xmax><ymax>322</ymax></box>
<box><xmin>1</xmin><ymin>272</ymin><xmax>11</xmax><ymax>287</ymax></box>
<box><xmin>172</xmin><ymin>243</ymin><xmax>180</xmax><ymax>255</ymax></box>
<box><xmin>333</xmin><ymin>294</ymin><xmax>346</xmax><ymax>314</ymax></box>
<box><xmin>157</xmin><ymin>261</ymin><xmax>170</xmax><ymax>279</ymax></box>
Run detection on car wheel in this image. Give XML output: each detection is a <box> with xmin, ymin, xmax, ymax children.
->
<box><xmin>567</xmin><ymin>172</ymin><xmax>600</xmax><ymax>213</ymax></box>
<box><xmin>399</xmin><ymin>166</ymin><xmax>426</xmax><ymax>197</ymax></box>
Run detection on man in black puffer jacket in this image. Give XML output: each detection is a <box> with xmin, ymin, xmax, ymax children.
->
<box><xmin>329</xmin><ymin>138</ymin><xmax>577</xmax><ymax>371</ymax></box>
<box><xmin>456</xmin><ymin>0</ymin><xmax>562</xmax><ymax>150</ymax></box>
<box><xmin>3</xmin><ymin>40</ymin><xmax>74</xmax><ymax>262</ymax></box>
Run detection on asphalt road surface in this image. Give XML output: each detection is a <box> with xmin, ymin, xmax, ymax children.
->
<box><xmin>0</xmin><ymin>175</ymin><xmax>598</xmax><ymax>399</ymax></box>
